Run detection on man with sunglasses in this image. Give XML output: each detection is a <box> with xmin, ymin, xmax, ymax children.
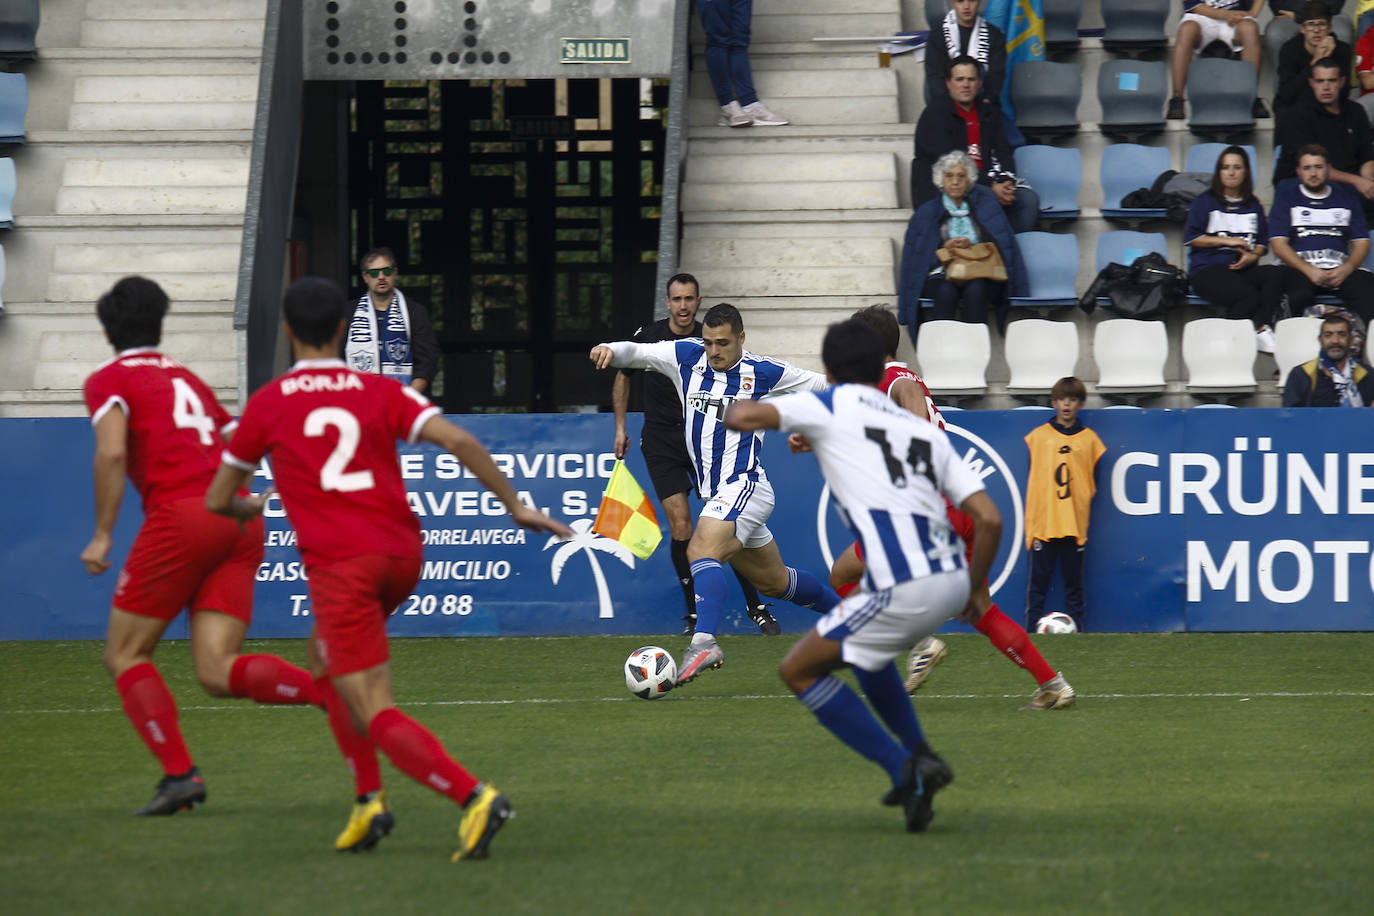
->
<box><xmin>343</xmin><ymin>248</ymin><xmax>440</xmax><ymax>394</ymax></box>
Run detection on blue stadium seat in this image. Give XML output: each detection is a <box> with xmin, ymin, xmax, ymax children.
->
<box><xmin>0</xmin><ymin>241</ymin><xmax>6</xmax><ymax>314</ymax></box>
<box><xmin>1185</xmin><ymin>143</ymin><xmax>1259</xmax><ymax>176</ymax></box>
<box><xmin>0</xmin><ymin>158</ymin><xmax>15</xmax><ymax>228</ymax></box>
<box><xmin>1043</xmin><ymin>0</ymin><xmax>1083</xmax><ymax>54</ymax></box>
<box><xmin>0</xmin><ymin>0</ymin><xmax>39</xmax><ymax>61</ymax></box>
<box><xmin>1188</xmin><ymin>58</ymin><xmax>1258</xmax><ymax>139</ymax></box>
<box><xmin>1013</xmin><ymin>145</ymin><xmax>1082</xmax><ymax>219</ymax></box>
<box><xmin>1011</xmin><ymin>231</ymin><xmax>1080</xmax><ymax>307</ymax></box>
<box><xmin>1100</xmin><ymin>0</ymin><xmax>1170</xmax><ymax>56</ymax></box>
<box><xmin>1095</xmin><ymin>230</ymin><xmax>1168</xmax><ymax>273</ymax></box>
<box><xmin>1012</xmin><ymin>61</ymin><xmax>1081</xmax><ymax>143</ymax></box>
<box><xmin>0</xmin><ymin>73</ymin><xmax>28</xmax><ymax>144</ymax></box>
<box><xmin>1097</xmin><ymin>60</ymin><xmax>1166</xmax><ymax>141</ymax></box>
<box><xmin>1100</xmin><ymin>144</ymin><xmax>1172</xmax><ymax>221</ymax></box>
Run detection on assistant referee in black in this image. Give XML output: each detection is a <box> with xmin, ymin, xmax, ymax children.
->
<box><xmin>612</xmin><ymin>272</ymin><xmax>778</xmax><ymax>635</ymax></box>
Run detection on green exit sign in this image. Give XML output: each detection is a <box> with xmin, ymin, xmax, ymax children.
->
<box><xmin>560</xmin><ymin>37</ymin><xmax>631</xmax><ymax>64</ymax></box>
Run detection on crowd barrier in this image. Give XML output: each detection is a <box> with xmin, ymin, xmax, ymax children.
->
<box><xmin>3</xmin><ymin>408</ymin><xmax>1371</xmax><ymax>640</ymax></box>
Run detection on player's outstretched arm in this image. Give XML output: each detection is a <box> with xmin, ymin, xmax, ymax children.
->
<box><xmin>958</xmin><ymin>490</ymin><xmax>1003</xmax><ymax>607</ymax></box>
<box><xmin>723</xmin><ymin>400</ymin><xmax>780</xmax><ymax>432</ymax></box>
<box><xmin>419</xmin><ymin>416</ymin><xmax>573</xmax><ymax>538</ymax></box>
<box><xmin>204</xmin><ymin>464</ymin><xmax>272</xmax><ymax>523</ymax></box>
<box><xmin>81</xmin><ymin>407</ymin><xmax>128</xmax><ymax>575</ymax></box>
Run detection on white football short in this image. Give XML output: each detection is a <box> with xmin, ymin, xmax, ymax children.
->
<box><xmin>815</xmin><ymin>570</ymin><xmax>971</xmax><ymax>672</ymax></box>
<box><xmin>1181</xmin><ymin>12</ymin><xmax>1246</xmax><ymax>53</ymax></box>
<box><xmin>700</xmin><ymin>475</ymin><xmax>774</xmax><ymax>549</ymax></box>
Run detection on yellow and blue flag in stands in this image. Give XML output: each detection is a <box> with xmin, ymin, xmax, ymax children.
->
<box><xmin>592</xmin><ymin>460</ymin><xmax>662</xmax><ymax>560</ymax></box>
<box><xmin>985</xmin><ymin>0</ymin><xmax>1046</xmax><ymax>121</ymax></box>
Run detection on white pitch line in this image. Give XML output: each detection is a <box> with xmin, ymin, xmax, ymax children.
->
<box><xmin>6</xmin><ymin>690</ymin><xmax>1373</xmax><ymax>716</ymax></box>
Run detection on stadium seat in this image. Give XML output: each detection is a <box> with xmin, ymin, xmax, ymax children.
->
<box><xmin>1097</xmin><ymin>60</ymin><xmax>1167</xmax><ymax>141</ymax></box>
<box><xmin>915</xmin><ymin>320</ymin><xmax>990</xmax><ymax>395</ymax></box>
<box><xmin>0</xmin><ymin>242</ymin><xmax>5</xmax><ymax>314</ymax></box>
<box><xmin>1013</xmin><ymin>146</ymin><xmax>1081</xmax><ymax>219</ymax></box>
<box><xmin>1093</xmin><ymin>319</ymin><xmax>1168</xmax><ymax>396</ymax></box>
<box><xmin>1042</xmin><ymin>0</ymin><xmax>1083</xmax><ymax>55</ymax></box>
<box><xmin>1100</xmin><ymin>0</ymin><xmax>1170</xmax><ymax>56</ymax></box>
<box><xmin>0</xmin><ymin>73</ymin><xmax>27</xmax><ymax>144</ymax></box>
<box><xmin>1005</xmin><ymin>319</ymin><xmax>1080</xmax><ymax>393</ymax></box>
<box><xmin>0</xmin><ymin>0</ymin><xmax>38</xmax><ymax>61</ymax></box>
<box><xmin>1010</xmin><ymin>231</ymin><xmax>1079</xmax><ymax>307</ymax></box>
<box><xmin>1182</xmin><ymin>318</ymin><xmax>1258</xmax><ymax>395</ymax></box>
<box><xmin>1187</xmin><ymin>58</ymin><xmax>1258</xmax><ymax>139</ymax></box>
<box><xmin>1185</xmin><ymin>143</ymin><xmax>1259</xmax><ymax>176</ymax></box>
<box><xmin>1273</xmin><ymin>316</ymin><xmax>1324</xmax><ymax>389</ymax></box>
<box><xmin>1364</xmin><ymin>230</ymin><xmax>1374</xmax><ymax>272</ymax></box>
<box><xmin>1011</xmin><ymin>61</ymin><xmax>1081</xmax><ymax>143</ymax></box>
<box><xmin>1100</xmin><ymin>144</ymin><xmax>1172</xmax><ymax>221</ymax></box>
<box><xmin>0</xmin><ymin>158</ymin><xmax>14</xmax><ymax>228</ymax></box>
<box><xmin>1095</xmin><ymin>229</ymin><xmax>1169</xmax><ymax>273</ymax></box>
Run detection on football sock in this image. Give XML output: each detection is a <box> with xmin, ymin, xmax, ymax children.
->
<box><xmin>853</xmin><ymin>661</ymin><xmax>928</xmax><ymax>752</ymax></box>
<box><xmin>115</xmin><ymin>662</ymin><xmax>194</xmax><ymax>775</ymax></box>
<box><xmin>671</xmin><ymin>538</ymin><xmax>695</xmax><ymax>616</ymax></box>
<box><xmin>368</xmin><ymin>707</ymin><xmax>479</xmax><ymax>806</ymax></box>
<box><xmin>228</xmin><ymin>654</ymin><xmax>322</xmax><ymax>706</ymax></box>
<box><xmin>316</xmin><ymin>676</ymin><xmax>382</xmax><ymax>797</ymax></box>
<box><xmin>975</xmin><ymin>604</ymin><xmax>1057</xmax><ymax>685</ymax></box>
<box><xmin>690</xmin><ymin>558</ymin><xmax>726</xmax><ymax>636</ymax></box>
<box><xmin>780</xmin><ymin>566</ymin><xmax>840</xmax><ymax>613</ymax></box>
<box><xmin>734</xmin><ymin>568</ymin><xmax>765</xmax><ymax>611</ymax></box>
<box><xmin>798</xmin><ymin>675</ymin><xmax>907</xmax><ymax>785</ymax></box>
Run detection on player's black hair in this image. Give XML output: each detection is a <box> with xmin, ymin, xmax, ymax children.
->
<box><xmin>666</xmin><ymin>272</ymin><xmax>699</xmax><ymax>298</ymax></box>
<box><xmin>96</xmin><ymin>276</ymin><xmax>169</xmax><ymax>351</ymax></box>
<box><xmin>359</xmin><ymin>246</ymin><xmax>397</xmax><ymax>273</ymax></box>
<box><xmin>283</xmin><ymin>277</ymin><xmax>349</xmax><ymax>347</ymax></box>
<box><xmin>703</xmin><ymin>303</ymin><xmax>743</xmax><ymax>334</ymax></box>
<box><xmin>1051</xmin><ymin>376</ymin><xmax>1087</xmax><ymax>401</ymax></box>
<box><xmin>822</xmin><ymin>319</ymin><xmax>884</xmax><ymax>385</ymax></box>
<box><xmin>849</xmin><ymin>305</ymin><xmax>901</xmax><ymax>358</ymax></box>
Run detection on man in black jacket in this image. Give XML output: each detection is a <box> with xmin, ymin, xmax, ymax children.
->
<box><xmin>924</xmin><ymin>0</ymin><xmax>1007</xmax><ymax>108</ymax></box>
<box><xmin>1273</xmin><ymin>58</ymin><xmax>1374</xmax><ymax>212</ymax></box>
<box><xmin>912</xmin><ymin>56</ymin><xmax>1038</xmax><ymax>232</ymax></box>
<box><xmin>1283</xmin><ymin>313</ymin><xmax>1374</xmax><ymax>406</ymax></box>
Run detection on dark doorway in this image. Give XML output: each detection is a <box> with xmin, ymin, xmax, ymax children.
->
<box><xmin>347</xmin><ymin>78</ymin><xmax>667</xmax><ymax>412</ymax></box>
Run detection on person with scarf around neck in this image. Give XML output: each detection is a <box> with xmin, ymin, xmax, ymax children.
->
<box><xmin>898</xmin><ymin>149</ymin><xmax>1027</xmax><ymax>341</ymax></box>
<box><xmin>342</xmin><ymin>247</ymin><xmax>440</xmax><ymax>394</ymax></box>
<box><xmin>1283</xmin><ymin>312</ymin><xmax>1374</xmax><ymax>405</ymax></box>
<box><xmin>924</xmin><ymin>0</ymin><xmax>1007</xmax><ymax>108</ymax></box>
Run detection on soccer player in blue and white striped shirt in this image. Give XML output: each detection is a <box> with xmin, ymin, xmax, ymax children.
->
<box><xmin>590</xmin><ymin>304</ymin><xmax>841</xmax><ymax>683</ymax></box>
<box><xmin>725</xmin><ymin>318</ymin><xmax>1003</xmax><ymax>833</ymax></box>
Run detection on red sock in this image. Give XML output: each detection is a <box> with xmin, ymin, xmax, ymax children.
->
<box><xmin>115</xmin><ymin>662</ymin><xmax>194</xmax><ymax>775</ymax></box>
<box><xmin>315</xmin><ymin>676</ymin><xmax>382</xmax><ymax>797</ymax></box>
<box><xmin>228</xmin><ymin>654</ymin><xmax>322</xmax><ymax>706</ymax></box>
<box><xmin>368</xmin><ymin>707</ymin><xmax>479</xmax><ymax>806</ymax></box>
<box><xmin>974</xmin><ymin>604</ymin><xmax>1057</xmax><ymax>685</ymax></box>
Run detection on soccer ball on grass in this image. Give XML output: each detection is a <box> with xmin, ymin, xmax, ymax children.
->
<box><xmin>1035</xmin><ymin>612</ymin><xmax>1078</xmax><ymax>634</ymax></box>
<box><xmin>624</xmin><ymin>645</ymin><xmax>677</xmax><ymax>699</ymax></box>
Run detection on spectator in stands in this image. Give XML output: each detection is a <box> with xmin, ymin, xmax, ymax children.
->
<box><xmin>1275</xmin><ymin>2</ymin><xmax>1352</xmax><ymax>114</ymax></box>
<box><xmin>1167</xmin><ymin>0</ymin><xmax>1269</xmax><ymax>121</ymax></box>
<box><xmin>1353</xmin><ymin>20</ymin><xmax>1374</xmax><ymax>123</ymax></box>
<box><xmin>925</xmin><ymin>0</ymin><xmax>1007</xmax><ymax>109</ymax></box>
<box><xmin>1282</xmin><ymin>313</ymin><xmax>1374</xmax><ymax>405</ymax></box>
<box><xmin>1268</xmin><ymin>144</ymin><xmax>1374</xmax><ymax>325</ymax></box>
<box><xmin>343</xmin><ymin>247</ymin><xmax>440</xmax><ymax>394</ymax></box>
<box><xmin>698</xmin><ymin>0</ymin><xmax>789</xmax><ymax>127</ymax></box>
<box><xmin>1265</xmin><ymin>0</ymin><xmax>1354</xmax><ymax>71</ymax></box>
<box><xmin>912</xmin><ymin>56</ymin><xmax>1039</xmax><ymax>233</ymax></box>
<box><xmin>1184</xmin><ymin>146</ymin><xmax>1284</xmax><ymax>353</ymax></box>
<box><xmin>1273</xmin><ymin>58</ymin><xmax>1374</xmax><ymax>211</ymax></box>
<box><xmin>898</xmin><ymin>150</ymin><xmax>1027</xmax><ymax>333</ymax></box>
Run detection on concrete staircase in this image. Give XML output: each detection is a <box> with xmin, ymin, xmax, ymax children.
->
<box><xmin>0</xmin><ymin>0</ymin><xmax>265</xmax><ymax>416</ymax></box>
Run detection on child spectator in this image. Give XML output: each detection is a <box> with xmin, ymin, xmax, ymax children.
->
<box><xmin>1168</xmin><ymin>0</ymin><xmax>1268</xmax><ymax>121</ymax></box>
<box><xmin>1023</xmin><ymin>378</ymin><xmax>1106</xmax><ymax>633</ymax></box>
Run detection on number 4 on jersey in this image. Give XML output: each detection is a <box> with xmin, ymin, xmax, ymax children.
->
<box><xmin>171</xmin><ymin>377</ymin><xmax>216</xmax><ymax>445</ymax></box>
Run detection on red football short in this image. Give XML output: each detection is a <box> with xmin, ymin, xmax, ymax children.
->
<box><xmin>308</xmin><ymin>553</ymin><xmax>422</xmax><ymax>678</ymax></box>
<box><xmin>113</xmin><ymin>496</ymin><xmax>264</xmax><ymax>623</ymax></box>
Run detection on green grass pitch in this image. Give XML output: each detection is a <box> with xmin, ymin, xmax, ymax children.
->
<box><xmin>2</xmin><ymin>633</ymin><xmax>1371</xmax><ymax>915</ymax></box>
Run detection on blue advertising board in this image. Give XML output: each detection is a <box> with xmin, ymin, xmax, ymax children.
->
<box><xmin>2</xmin><ymin>408</ymin><xmax>1372</xmax><ymax>640</ymax></box>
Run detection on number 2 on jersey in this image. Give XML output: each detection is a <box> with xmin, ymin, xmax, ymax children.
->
<box><xmin>171</xmin><ymin>377</ymin><xmax>216</xmax><ymax>445</ymax></box>
<box><xmin>305</xmin><ymin>407</ymin><xmax>375</xmax><ymax>492</ymax></box>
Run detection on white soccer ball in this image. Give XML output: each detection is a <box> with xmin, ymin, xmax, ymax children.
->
<box><xmin>624</xmin><ymin>645</ymin><xmax>677</xmax><ymax>699</ymax></box>
<box><xmin>1036</xmin><ymin>612</ymin><xmax>1078</xmax><ymax>634</ymax></box>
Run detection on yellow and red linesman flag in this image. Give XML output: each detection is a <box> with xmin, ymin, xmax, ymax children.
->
<box><xmin>592</xmin><ymin>460</ymin><xmax>663</xmax><ymax>560</ymax></box>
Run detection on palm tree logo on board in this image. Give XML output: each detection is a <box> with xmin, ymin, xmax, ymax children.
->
<box><xmin>544</xmin><ymin>518</ymin><xmax>635</xmax><ymax>618</ymax></box>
